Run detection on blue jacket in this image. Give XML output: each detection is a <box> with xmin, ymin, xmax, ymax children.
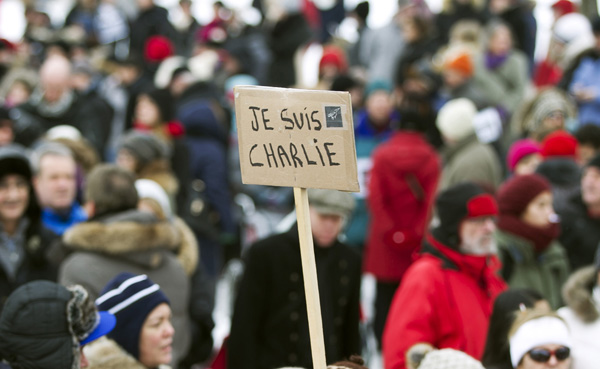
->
<box><xmin>41</xmin><ymin>203</ymin><xmax>87</xmax><ymax>236</ymax></box>
<box><xmin>569</xmin><ymin>56</ymin><xmax>600</xmax><ymax>126</ymax></box>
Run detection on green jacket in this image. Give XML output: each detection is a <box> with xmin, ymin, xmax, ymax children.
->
<box><xmin>495</xmin><ymin>230</ymin><xmax>570</xmax><ymax>309</ymax></box>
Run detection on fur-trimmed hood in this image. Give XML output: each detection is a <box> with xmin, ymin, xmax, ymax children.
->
<box><xmin>85</xmin><ymin>337</ymin><xmax>171</xmax><ymax>369</ymax></box>
<box><xmin>139</xmin><ymin>159</ymin><xmax>179</xmax><ymax>197</ymax></box>
<box><xmin>63</xmin><ymin>210</ymin><xmax>181</xmax><ymax>269</ymax></box>
<box><xmin>51</xmin><ymin>137</ymin><xmax>100</xmax><ymax>174</ymax></box>
<box><xmin>173</xmin><ymin>216</ymin><xmax>198</xmax><ymax>276</ymax></box>
<box><xmin>562</xmin><ymin>266</ymin><xmax>599</xmax><ymax>323</ymax></box>
<box><xmin>62</xmin><ymin>210</ymin><xmax>198</xmax><ymax>275</ymax></box>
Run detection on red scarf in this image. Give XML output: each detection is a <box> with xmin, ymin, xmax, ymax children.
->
<box><xmin>133</xmin><ymin>120</ymin><xmax>185</xmax><ymax>138</ymax></box>
<box><xmin>497</xmin><ymin>215</ymin><xmax>560</xmax><ymax>253</ymax></box>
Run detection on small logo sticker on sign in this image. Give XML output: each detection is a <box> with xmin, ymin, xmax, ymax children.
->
<box><xmin>325</xmin><ymin>106</ymin><xmax>343</xmax><ymax>128</ymax></box>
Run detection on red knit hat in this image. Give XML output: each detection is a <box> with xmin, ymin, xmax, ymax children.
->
<box><xmin>551</xmin><ymin>0</ymin><xmax>576</xmax><ymax>16</ymax></box>
<box><xmin>541</xmin><ymin>130</ymin><xmax>577</xmax><ymax>159</ymax></box>
<box><xmin>144</xmin><ymin>36</ymin><xmax>174</xmax><ymax>63</ymax></box>
<box><xmin>497</xmin><ymin>174</ymin><xmax>551</xmax><ymax>216</ymax></box>
<box><xmin>319</xmin><ymin>46</ymin><xmax>348</xmax><ymax>75</ymax></box>
<box><xmin>433</xmin><ymin>182</ymin><xmax>498</xmax><ymax>248</ymax></box>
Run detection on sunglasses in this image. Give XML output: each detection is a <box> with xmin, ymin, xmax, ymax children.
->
<box><xmin>528</xmin><ymin>347</ymin><xmax>570</xmax><ymax>363</ymax></box>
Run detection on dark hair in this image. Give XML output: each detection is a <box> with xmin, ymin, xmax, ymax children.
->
<box><xmin>592</xmin><ymin>17</ymin><xmax>600</xmax><ymax>35</ymax></box>
<box><xmin>0</xmin><ymin>145</ymin><xmax>42</xmax><ymax>234</ymax></box>
<box><xmin>575</xmin><ymin>124</ymin><xmax>600</xmax><ymax>149</ymax></box>
<box><xmin>397</xmin><ymin>99</ymin><xmax>431</xmax><ymax>133</ymax></box>
<box><xmin>481</xmin><ymin>288</ymin><xmax>543</xmax><ymax>368</ymax></box>
<box><xmin>84</xmin><ymin>164</ymin><xmax>138</xmax><ymax>217</ymax></box>
<box><xmin>354</xmin><ymin>2</ymin><xmax>370</xmax><ymax>22</ymax></box>
<box><xmin>330</xmin><ymin>74</ymin><xmax>360</xmax><ymax>92</ymax></box>
<box><xmin>405</xmin><ymin>15</ymin><xmax>432</xmax><ymax>38</ymax></box>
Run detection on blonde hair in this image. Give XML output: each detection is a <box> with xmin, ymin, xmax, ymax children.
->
<box><xmin>509</xmin><ymin>309</ymin><xmax>565</xmax><ymax>338</ymax></box>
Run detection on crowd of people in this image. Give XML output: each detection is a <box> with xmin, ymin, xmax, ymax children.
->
<box><xmin>1</xmin><ymin>0</ymin><xmax>600</xmax><ymax>368</ymax></box>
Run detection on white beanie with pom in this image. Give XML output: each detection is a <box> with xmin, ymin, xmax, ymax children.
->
<box><xmin>436</xmin><ymin>98</ymin><xmax>477</xmax><ymax>142</ymax></box>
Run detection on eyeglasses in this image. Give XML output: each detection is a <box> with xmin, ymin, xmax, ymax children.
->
<box><xmin>528</xmin><ymin>347</ymin><xmax>570</xmax><ymax>363</ymax></box>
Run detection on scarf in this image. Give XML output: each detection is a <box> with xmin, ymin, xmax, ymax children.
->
<box><xmin>485</xmin><ymin>51</ymin><xmax>509</xmax><ymax>70</ymax></box>
<box><xmin>497</xmin><ymin>215</ymin><xmax>560</xmax><ymax>253</ymax></box>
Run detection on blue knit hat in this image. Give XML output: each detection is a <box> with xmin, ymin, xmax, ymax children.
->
<box><xmin>96</xmin><ymin>273</ymin><xmax>170</xmax><ymax>359</ymax></box>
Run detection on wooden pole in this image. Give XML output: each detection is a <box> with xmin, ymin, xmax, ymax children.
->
<box><xmin>293</xmin><ymin>187</ymin><xmax>327</xmax><ymax>369</ymax></box>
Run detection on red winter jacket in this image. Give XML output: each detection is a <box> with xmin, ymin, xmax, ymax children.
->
<box><xmin>363</xmin><ymin>131</ymin><xmax>441</xmax><ymax>281</ymax></box>
<box><xmin>382</xmin><ymin>235</ymin><xmax>507</xmax><ymax>369</ymax></box>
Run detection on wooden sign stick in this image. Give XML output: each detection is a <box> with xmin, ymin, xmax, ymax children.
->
<box><xmin>293</xmin><ymin>186</ymin><xmax>327</xmax><ymax>369</ymax></box>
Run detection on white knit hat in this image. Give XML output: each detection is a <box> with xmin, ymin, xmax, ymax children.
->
<box><xmin>509</xmin><ymin>316</ymin><xmax>572</xmax><ymax>368</ymax></box>
<box><xmin>418</xmin><ymin>349</ymin><xmax>485</xmax><ymax>369</ymax></box>
<box><xmin>436</xmin><ymin>98</ymin><xmax>477</xmax><ymax>142</ymax></box>
<box><xmin>135</xmin><ymin>179</ymin><xmax>173</xmax><ymax>219</ymax></box>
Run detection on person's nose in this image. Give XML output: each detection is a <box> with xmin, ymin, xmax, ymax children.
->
<box><xmin>484</xmin><ymin>218</ymin><xmax>496</xmax><ymax>233</ymax></box>
<box><xmin>80</xmin><ymin>348</ymin><xmax>89</xmax><ymax>368</ymax></box>
<box><xmin>163</xmin><ymin>321</ymin><xmax>175</xmax><ymax>338</ymax></box>
<box><xmin>6</xmin><ymin>184</ymin><xmax>21</xmax><ymax>199</ymax></box>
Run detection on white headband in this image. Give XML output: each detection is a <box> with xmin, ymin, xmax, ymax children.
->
<box><xmin>509</xmin><ymin>316</ymin><xmax>572</xmax><ymax>368</ymax></box>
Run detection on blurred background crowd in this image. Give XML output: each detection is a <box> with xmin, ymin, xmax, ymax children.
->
<box><xmin>0</xmin><ymin>0</ymin><xmax>600</xmax><ymax>368</ymax></box>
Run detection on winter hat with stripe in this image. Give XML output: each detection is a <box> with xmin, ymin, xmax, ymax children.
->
<box><xmin>96</xmin><ymin>273</ymin><xmax>169</xmax><ymax>360</ymax></box>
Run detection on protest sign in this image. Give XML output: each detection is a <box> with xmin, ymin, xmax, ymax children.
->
<box><xmin>234</xmin><ymin>86</ymin><xmax>359</xmax><ymax>369</ymax></box>
<box><xmin>234</xmin><ymin>85</ymin><xmax>359</xmax><ymax>192</ymax></box>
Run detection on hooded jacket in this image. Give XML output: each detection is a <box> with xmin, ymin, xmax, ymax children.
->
<box><xmin>58</xmin><ymin>210</ymin><xmax>194</xmax><ymax>365</ymax></box>
<box><xmin>557</xmin><ymin>266</ymin><xmax>600</xmax><ymax>369</ymax></box>
<box><xmin>364</xmin><ymin>131</ymin><xmax>441</xmax><ymax>281</ymax></box>
<box><xmin>382</xmin><ymin>235</ymin><xmax>506</xmax><ymax>369</ymax></box>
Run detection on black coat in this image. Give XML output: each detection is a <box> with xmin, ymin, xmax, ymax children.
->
<box><xmin>15</xmin><ymin>91</ymin><xmax>112</xmax><ymax>155</ymax></box>
<box><xmin>228</xmin><ymin>226</ymin><xmax>361</xmax><ymax>369</ymax></box>
<box><xmin>0</xmin><ymin>222</ymin><xmax>57</xmax><ymax>312</ymax></box>
<box><xmin>557</xmin><ymin>191</ymin><xmax>600</xmax><ymax>271</ymax></box>
<box><xmin>434</xmin><ymin>4</ymin><xmax>488</xmax><ymax>49</ymax></box>
<box><xmin>267</xmin><ymin>13</ymin><xmax>312</xmax><ymax>87</ymax></box>
<box><xmin>128</xmin><ymin>5</ymin><xmax>177</xmax><ymax>59</ymax></box>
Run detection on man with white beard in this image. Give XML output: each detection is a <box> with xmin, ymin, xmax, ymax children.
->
<box><xmin>383</xmin><ymin>182</ymin><xmax>507</xmax><ymax>369</ymax></box>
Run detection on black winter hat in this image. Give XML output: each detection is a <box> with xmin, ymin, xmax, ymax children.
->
<box><xmin>0</xmin><ymin>281</ymin><xmax>113</xmax><ymax>368</ymax></box>
<box><xmin>586</xmin><ymin>152</ymin><xmax>600</xmax><ymax>171</ymax></box>
<box><xmin>0</xmin><ymin>144</ymin><xmax>31</xmax><ymax>181</ymax></box>
<box><xmin>432</xmin><ymin>182</ymin><xmax>498</xmax><ymax>248</ymax></box>
<box><xmin>119</xmin><ymin>131</ymin><xmax>170</xmax><ymax>168</ymax></box>
<box><xmin>96</xmin><ymin>273</ymin><xmax>170</xmax><ymax>360</ymax></box>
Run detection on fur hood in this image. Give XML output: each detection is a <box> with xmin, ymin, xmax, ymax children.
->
<box><xmin>139</xmin><ymin>159</ymin><xmax>179</xmax><ymax>197</ymax></box>
<box><xmin>63</xmin><ymin>210</ymin><xmax>198</xmax><ymax>275</ymax></box>
<box><xmin>64</xmin><ymin>210</ymin><xmax>181</xmax><ymax>255</ymax></box>
<box><xmin>51</xmin><ymin>137</ymin><xmax>100</xmax><ymax>174</ymax></box>
<box><xmin>562</xmin><ymin>266</ymin><xmax>599</xmax><ymax>323</ymax></box>
<box><xmin>85</xmin><ymin>337</ymin><xmax>171</xmax><ymax>369</ymax></box>
<box><xmin>173</xmin><ymin>216</ymin><xmax>198</xmax><ymax>276</ymax></box>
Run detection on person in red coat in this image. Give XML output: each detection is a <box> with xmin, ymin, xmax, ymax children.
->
<box><xmin>363</xmin><ymin>109</ymin><xmax>441</xmax><ymax>348</ymax></box>
<box><xmin>383</xmin><ymin>182</ymin><xmax>507</xmax><ymax>369</ymax></box>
